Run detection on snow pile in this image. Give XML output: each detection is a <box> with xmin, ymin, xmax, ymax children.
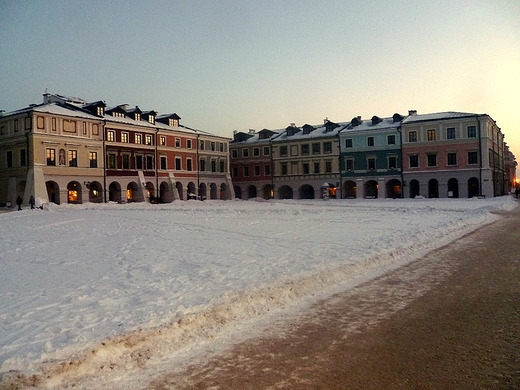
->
<box><xmin>0</xmin><ymin>197</ymin><xmax>516</xmax><ymax>388</ymax></box>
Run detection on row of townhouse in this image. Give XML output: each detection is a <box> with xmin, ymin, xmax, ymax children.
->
<box><xmin>0</xmin><ymin>93</ymin><xmax>234</xmax><ymax>206</ymax></box>
<box><xmin>230</xmin><ymin>111</ymin><xmax>516</xmax><ymax>200</ymax></box>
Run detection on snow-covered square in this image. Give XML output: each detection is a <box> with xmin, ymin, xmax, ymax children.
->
<box><xmin>0</xmin><ymin>197</ymin><xmax>516</xmax><ymax>388</ymax></box>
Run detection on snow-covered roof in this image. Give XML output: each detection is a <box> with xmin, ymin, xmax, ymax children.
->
<box><xmin>340</xmin><ymin>116</ymin><xmax>401</xmax><ymax>135</ymax></box>
<box><xmin>402</xmin><ymin>111</ymin><xmax>480</xmax><ymax>124</ymax></box>
<box><xmin>272</xmin><ymin>121</ymin><xmax>349</xmax><ymax>142</ymax></box>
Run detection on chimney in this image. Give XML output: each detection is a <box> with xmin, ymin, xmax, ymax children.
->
<box><xmin>324</xmin><ymin>117</ymin><xmax>329</xmax><ymax>124</ymax></box>
<box><xmin>43</xmin><ymin>92</ymin><xmax>51</xmax><ymax>104</ymax></box>
<box><xmin>408</xmin><ymin>110</ymin><xmax>417</xmax><ymax>116</ymax></box>
<box><xmin>233</xmin><ymin>130</ymin><xmax>238</xmax><ymax>136</ymax></box>
<box><xmin>290</xmin><ymin>123</ymin><xmax>296</xmax><ymax>127</ymax></box>
<box><xmin>248</xmin><ymin>129</ymin><xmax>255</xmax><ymax>134</ymax></box>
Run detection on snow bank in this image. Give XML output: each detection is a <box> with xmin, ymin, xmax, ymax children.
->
<box><xmin>0</xmin><ymin>196</ymin><xmax>516</xmax><ymax>388</ymax></box>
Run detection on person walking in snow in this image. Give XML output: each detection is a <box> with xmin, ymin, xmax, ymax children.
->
<box><xmin>29</xmin><ymin>195</ymin><xmax>35</xmax><ymax>209</ymax></box>
<box><xmin>16</xmin><ymin>195</ymin><xmax>23</xmax><ymax>211</ymax></box>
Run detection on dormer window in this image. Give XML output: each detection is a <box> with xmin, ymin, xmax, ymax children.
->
<box><xmin>97</xmin><ymin>106</ymin><xmax>104</xmax><ymax>116</ymax></box>
<box><xmin>135</xmin><ymin>113</ymin><xmax>141</xmax><ymax>121</ymax></box>
<box><xmin>148</xmin><ymin>116</ymin><xmax>155</xmax><ymax>124</ymax></box>
<box><xmin>169</xmin><ymin>118</ymin><xmax>179</xmax><ymax>127</ymax></box>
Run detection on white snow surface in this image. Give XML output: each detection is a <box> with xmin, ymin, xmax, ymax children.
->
<box><xmin>0</xmin><ymin>197</ymin><xmax>516</xmax><ymax>388</ymax></box>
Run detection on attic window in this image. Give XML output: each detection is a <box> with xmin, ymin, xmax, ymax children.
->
<box><xmin>169</xmin><ymin>119</ymin><xmax>179</xmax><ymax>127</ymax></box>
<box><xmin>113</xmin><ymin>111</ymin><xmax>124</xmax><ymax>118</ymax></box>
<box><xmin>148</xmin><ymin>116</ymin><xmax>155</xmax><ymax>124</ymax></box>
<box><xmin>97</xmin><ymin>106</ymin><xmax>104</xmax><ymax>116</ymax></box>
<box><xmin>135</xmin><ymin>113</ymin><xmax>141</xmax><ymax>121</ymax></box>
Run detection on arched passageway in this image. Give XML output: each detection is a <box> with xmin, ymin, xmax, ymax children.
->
<box><xmin>386</xmin><ymin>179</ymin><xmax>401</xmax><ymax>199</ymax></box>
<box><xmin>247</xmin><ymin>185</ymin><xmax>257</xmax><ymax>199</ymax></box>
<box><xmin>263</xmin><ymin>184</ymin><xmax>274</xmax><ymax>199</ymax></box>
<box><xmin>428</xmin><ymin>179</ymin><xmax>439</xmax><ymax>198</ymax></box>
<box><xmin>364</xmin><ymin>180</ymin><xmax>378</xmax><ymax>198</ymax></box>
<box><xmin>278</xmin><ymin>185</ymin><xmax>293</xmax><ymax>200</ymax></box>
<box><xmin>67</xmin><ymin>181</ymin><xmax>82</xmax><ymax>204</ymax></box>
<box><xmin>343</xmin><ymin>180</ymin><xmax>356</xmax><ymax>198</ymax></box>
<box><xmin>234</xmin><ymin>185</ymin><xmax>242</xmax><ymax>199</ymax></box>
<box><xmin>299</xmin><ymin>184</ymin><xmax>315</xmax><ymax>199</ymax></box>
<box><xmin>468</xmin><ymin>177</ymin><xmax>479</xmax><ymax>198</ymax></box>
<box><xmin>409</xmin><ymin>179</ymin><xmax>420</xmax><ymax>198</ymax></box>
<box><xmin>109</xmin><ymin>181</ymin><xmax>121</xmax><ymax>202</ymax></box>
<box><xmin>46</xmin><ymin>181</ymin><xmax>60</xmax><ymax>204</ymax></box>
<box><xmin>88</xmin><ymin>181</ymin><xmax>103</xmax><ymax>203</ymax></box>
<box><xmin>448</xmin><ymin>178</ymin><xmax>459</xmax><ymax>198</ymax></box>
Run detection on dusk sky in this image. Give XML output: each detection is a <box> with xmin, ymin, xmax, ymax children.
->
<box><xmin>1</xmin><ymin>1</ymin><xmax>519</xmax><ymax>169</ymax></box>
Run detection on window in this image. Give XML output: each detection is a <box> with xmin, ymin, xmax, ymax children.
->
<box><xmin>254</xmin><ymin>165</ymin><xmax>260</xmax><ymax>176</ymax></box>
<box><xmin>409</xmin><ymin>155</ymin><xmax>419</xmax><ymax>168</ymax></box>
<box><xmin>97</xmin><ymin>106</ymin><xmax>104</xmax><ymax>116</ymax></box>
<box><xmin>160</xmin><ymin>156</ymin><xmax>167</xmax><ymax>170</ymax></box>
<box><xmin>243</xmin><ymin>166</ymin><xmax>249</xmax><ymax>177</ymax></box>
<box><xmin>200</xmin><ymin>159</ymin><xmax>206</xmax><ymax>171</ymax></box>
<box><xmin>211</xmin><ymin>142</ymin><xmax>215</xmax><ymax>151</ymax></box>
<box><xmin>468</xmin><ymin>151</ymin><xmax>478</xmax><ymax>165</ymax></box>
<box><xmin>52</xmin><ymin>117</ymin><xmax>57</xmax><ymax>132</ymax></box>
<box><xmin>427</xmin><ymin>129</ymin><xmax>436</xmax><ymax>141</ymax></box>
<box><xmin>6</xmin><ymin>151</ymin><xmax>13</xmax><ymax>168</ymax></box>
<box><xmin>314</xmin><ymin>162</ymin><xmax>320</xmax><ymax>174</ymax></box>
<box><xmin>388</xmin><ymin>156</ymin><xmax>397</xmax><ymax>170</ymax></box>
<box><xmin>345</xmin><ymin>158</ymin><xmax>354</xmax><ymax>171</ymax></box>
<box><xmin>20</xmin><ymin>149</ymin><xmax>26</xmax><ymax>166</ymax></box>
<box><xmin>301</xmin><ymin>144</ymin><xmax>309</xmax><ymax>155</ymax></box>
<box><xmin>325</xmin><ymin>161</ymin><xmax>332</xmax><ymax>173</ymax></box>
<box><xmin>264</xmin><ymin>165</ymin><xmax>271</xmax><ymax>175</ymax></box>
<box><xmin>263</xmin><ymin>146</ymin><xmax>270</xmax><ymax>155</ymax></box>
<box><xmin>427</xmin><ymin>153</ymin><xmax>437</xmax><ymax>167</ymax></box>
<box><xmin>220</xmin><ymin>143</ymin><xmax>224</xmax><ymax>152</ymax></box>
<box><xmin>136</xmin><ymin>155</ymin><xmax>143</xmax><ymax>170</ymax></box>
<box><xmin>290</xmin><ymin>145</ymin><xmax>298</xmax><ymax>156</ymax></box>
<box><xmin>135</xmin><ymin>113</ymin><xmax>141</xmax><ymax>121</ymax></box>
<box><xmin>387</xmin><ymin>135</ymin><xmax>396</xmax><ymax>145</ymax></box>
<box><xmin>145</xmin><ymin>135</ymin><xmax>152</xmax><ymax>145</ymax></box>
<box><xmin>302</xmin><ymin>163</ymin><xmax>310</xmax><ymax>174</ymax></box>
<box><xmin>367</xmin><ymin>137</ymin><xmax>374</xmax><ymax>147</ymax></box>
<box><xmin>68</xmin><ymin>150</ymin><xmax>78</xmax><ymax>167</ymax></box>
<box><xmin>232</xmin><ymin>149</ymin><xmax>238</xmax><ymax>158</ymax></box>
<box><xmin>253</xmin><ymin>147</ymin><xmax>260</xmax><ymax>156</ymax></box>
<box><xmin>122</xmin><ymin>154</ymin><xmax>130</xmax><ymax>169</ymax></box>
<box><xmin>107</xmin><ymin>130</ymin><xmax>115</xmax><ymax>142</ymax></box>
<box><xmin>447</xmin><ymin>152</ymin><xmax>457</xmax><ymax>166</ymax></box>
<box><xmin>160</xmin><ymin>136</ymin><xmax>166</xmax><ymax>146</ymax></box>
<box><xmin>280</xmin><ymin>146</ymin><xmax>288</xmax><ymax>156</ymax></box>
<box><xmin>121</xmin><ymin>132</ymin><xmax>128</xmax><ymax>143</ymax></box>
<box><xmin>175</xmin><ymin>138</ymin><xmax>181</xmax><ymax>147</ymax></box>
<box><xmin>135</xmin><ymin>134</ymin><xmax>142</xmax><ymax>144</ymax></box>
<box><xmin>89</xmin><ymin>152</ymin><xmax>97</xmax><ymax>168</ymax></box>
<box><xmin>408</xmin><ymin>131</ymin><xmax>417</xmax><ymax>142</ymax></box>
<box><xmin>186</xmin><ymin>158</ymin><xmax>192</xmax><ymax>171</ymax></box>
<box><xmin>345</xmin><ymin>138</ymin><xmax>353</xmax><ymax>148</ymax></box>
<box><xmin>232</xmin><ymin>167</ymin><xmax>238</xmax><ymax>178</ymax></box>
<box><xmin>146</xmin><ymin>155</ymin><xmax>154</xmax><ymax>170</ymax></box>
<box><xmin>108</xmin><ymin>154</ymin><xmax>117</xmax><ymax>169</ymax></box>
<box><xmin>312</xmin><ymin>143</ymin><xmax>320</xmax><ymax>154</ymax></box>
<box><xmin>211</xmin><ymin>160</ymin><xmax>216</xmax><ymax>172</ymax></box>
<box><xmin>467</xmin><ymin>126</ymin><xmax>477</xmax><ymax>138</ymax></box>
<box><xmin>323</xmin><ymin>142</ymin><xmax>332</xmax><ymax>154</ymax></box>
<box><xmin>14</xmin><ymin>119</ymin><xmax>19</xmax><ymax>132</ymax></box>
<box><xmin>446</xmin><ymin>127</ymin><xmax>456</xmax><ymax>140</ymax></box>
<box><xmin>242</xmin><ymin>148</ymin><xmax>249</xmax><ymax>157</ymax></box>
<box><xmin>367</xmin><ymin>157</ymin><xmax>376</xmax><ymax>171</ymax></box>
<box><xmin>199</xmin><ymin>140</ymin><xmax>204</xmax><ymax>150</ymax></box>
<box><xmin>187</xmin><ymin>139</ymin><xmax>192</xmax><ymax>149</ymax></box>
<box><xmin>176</xmin><ymin>157</ymin><xmax>182</xmax><ymax>170</ymax></box>
<box><xmin>220</xmin><ymin>161</ymin><xmax>225</xmax><ymax>172</ymax></box>
<box><xmin>83</xmin><ymin>122</ymin><xmax>87</xmax><ymax>135</ymax></box>
<box><xmin>281</xmin><ymin>163</ymin><xmax>288</xmax><ymax>175</ymax></box>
